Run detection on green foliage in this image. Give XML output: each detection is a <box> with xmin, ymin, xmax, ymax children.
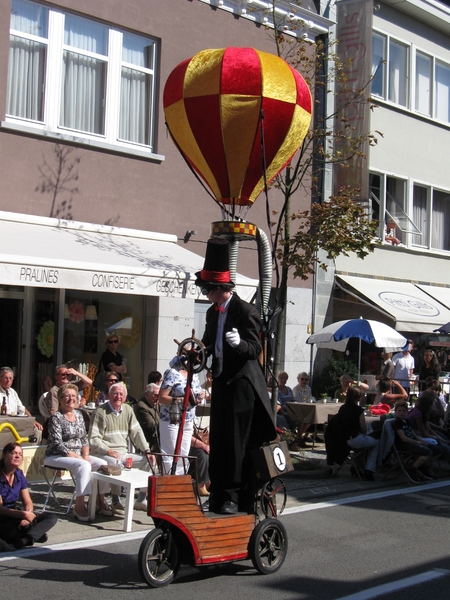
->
<box><xmin>312</xmin><ymin>355</ymin><xmax>358</xmax><ymax>397</ymax></box>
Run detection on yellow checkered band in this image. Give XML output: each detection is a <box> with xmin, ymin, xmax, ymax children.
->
<box><xmin>211</xmin><ymin>221</ymin><xmax>257</xmax><ymax>240</ymax></box>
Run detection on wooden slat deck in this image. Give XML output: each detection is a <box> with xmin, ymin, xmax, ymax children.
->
<box><xmin>148</xmin><ymin>475</ymin><xmax>255</xmax><ymax>564</ymax></box>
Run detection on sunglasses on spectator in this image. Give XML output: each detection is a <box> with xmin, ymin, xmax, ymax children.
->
<box><xmin>107</xmin><ymin>379</ymin><xmax>119</xmax><ymax>383</ymax></box>
<box><xmin>108</xmin><ymin>340</ymin><xmax>119</xmax><ymax>344</ymax></box>
<box><xmin>59</xmin><ymin>372</ymin><xmax>69</xmax><ymax>377</ymax></box>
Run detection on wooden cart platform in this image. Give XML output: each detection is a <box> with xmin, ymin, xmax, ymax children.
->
<box><xmin>148</xmin><ymin>475</ymin><xmax>255</xmax><ymax>565</ymax></box>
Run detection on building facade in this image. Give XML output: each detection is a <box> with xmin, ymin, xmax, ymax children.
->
<box><xmin>0</xmin><ymin>0</ymin><xmax>330</xmax><ymax>405</ymax></box>
<box><xmin>318</xmin><ymin>0</ymin><xmax>450</xmax><ymax>380</ymax></box>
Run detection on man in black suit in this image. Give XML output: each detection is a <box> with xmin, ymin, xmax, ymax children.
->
<box><xmin>196</xmin><ymin>238</ymin><xmax>275</xmax><ymax>515</ymax></box>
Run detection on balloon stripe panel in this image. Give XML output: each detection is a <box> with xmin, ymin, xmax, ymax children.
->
<box><xmin>241</xmin><ymin>96</ymin><xmax>295</xmax><ymax>202</ymax></box>
<box><xmin>165</xmin><ymin>100</ymin><xmax>222</xmax><ymax>200</ymax></box>
<box><xmin>163</xmin><ymin>58</ymin><xmax>190</xmax><ymax>107</ymax></box>
<box><xmin>184</xmin><ymin>95</ymin><xmax>229</xmax><ymax>198</ymax></box>
<box><xmin>184</xmin><ymin>49</ymin><xmax>224</xmax><ymax>98</ymax></box>
<box><xmin>290</xmin><ymin>67</ymin><xmax>312</xmax><ymax>113</ymax></box>
<box><xmin>221</xmin><ymin>47</ymin><xmax>262</xmax><ymax>96</ymax></box>
<box><xmin>259</xmin><ymin>51</ymin><xmax>297</xmax><ymax>103</ymax></box>
<box><xmin>250</xmin><ymin>104</ymin><xmax>312</xmax><ymax>202</ymax></box>
<box><xmin>221</xmin><ymin>94</ymin><xmax>261</xmax><ymax>203</ymax></box>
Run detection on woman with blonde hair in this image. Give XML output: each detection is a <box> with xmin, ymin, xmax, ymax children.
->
<box><xmin>45</xmin><ymin>383</ymin><xmax>111</xmax><ymax>521</ymax></box>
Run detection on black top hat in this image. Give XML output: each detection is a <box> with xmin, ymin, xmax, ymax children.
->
<box><xmin>195</xmin><ymin>238</ymin><xmax>235</xmax><ymax>287</ymax></box>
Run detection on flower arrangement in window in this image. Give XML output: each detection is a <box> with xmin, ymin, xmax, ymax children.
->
<box><xmin>37</xmin><ymin>320</ymin><xmax>54</xmax><ymax>358</ymax></box>
<box><xmin>69</xmin><ymin>300</ymin><xmax>84</xmax><ymax>323</ymax></box>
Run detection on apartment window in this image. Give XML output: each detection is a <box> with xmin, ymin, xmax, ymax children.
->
<box><xmin>372</xmin><ymin>32</ymin><xmax>450</xmax><ymax>124</ymax></box>
<box><xmin>370</xmin><ymin>173</ymin><xmax>422</xmax><ymax>246</ymax></box>
<box><xmin>371</xmin><ymin>33</ymin><xmax>385</xmax><ymax>98</ymax></box>
<box><xmin>61</xmin><ymin>14</ymin><xmax>107</xmax><ymax>135</ymax></box>
<box><xmin>7</xmin><ymin>0</ymin><xmax>48</xmax><ymax>121</ymax></box>
<box><xmin>432</xmin><ymin>190</ymin><xmax>450</xmax><ymax>251</ymax></box>
<box><xmin>7</xmin><ymin>0</ymin><xmax>157</xmax><ymax>152</ymax></box>
<box><xmin>435</xmin><ymin>61</ymin><xmax>450</xmax><ymax>123</ymax></box>
<box><xmin>388</xmin><ymin>40</ymin><xmax>408</xmax><ymax>107</ymax></box>
<box><xmin>415</xmin><ymin>52</ymin><xmax>431</xmax><ymax>116</ymax></box>
<box><xmin>412</xmin><ymin>184</ymin><xmax>428</xmax><ymax>247</ymax></box>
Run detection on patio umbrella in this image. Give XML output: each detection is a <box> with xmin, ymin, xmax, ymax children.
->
<box><xmin>306</xmin><ymin>319</ymin><xmax>407</xmax><ymax>376</ymax></box>
<box><xmin>433</xmin><ymin>322</ymin><xmax>450</xmax><ymax>334</ymax></box>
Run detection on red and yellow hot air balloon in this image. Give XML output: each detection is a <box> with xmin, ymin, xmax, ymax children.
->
<box><xmin>163</xmin><ymin>47</ymin><xmax>312</xmax><ymax>231</ymax></box>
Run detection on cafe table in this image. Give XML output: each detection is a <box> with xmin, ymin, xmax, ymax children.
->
<box><xmin>0</xmin><ymin>415</ymin><xmax>35</xmax><ymax>447</ymax></box>
<box><xmin>285</xmin><ymin>401</ymin><xmax>343</xmax><ymax>448</ymax></box>
<box><xmin>89</xmin><ymin>468</ymin><xmax>150</xmax><ymax>532</ymax></box>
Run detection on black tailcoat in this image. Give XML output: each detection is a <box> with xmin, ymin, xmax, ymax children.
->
<box><xmin>202</xmin><ymin>294</ymin><xmax>275</xmax><ymax>507</ymax></box>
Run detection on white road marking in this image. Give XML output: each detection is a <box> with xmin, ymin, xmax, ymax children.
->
<box><xmin>283</xmin><ymin>479</ymin><xmax>450</xmax><ymax>515</ymax></box>
<box><xmin>0</xmin><ymin>530</ymin><xmax>149</xmax><ymax>562</ymax></box>
<box><xmin>334</xmin><ymin>569</ymin><xmax>450</xmax><ymax>600</ymax></box>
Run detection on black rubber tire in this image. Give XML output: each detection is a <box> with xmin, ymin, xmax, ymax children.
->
<box><xmin>259</xmin><ymin>478</ymin><xmax>287</xmax><ymax>518</ymax></box>
<box><xmin>248</xmin><ymin>518</ymin><xmax>288</xmax><ymax>575</ymax></box>
<box><xmin>138</xmin><ymin>527</ymin><xmax>180</xmax><ymax>587</ymax></box>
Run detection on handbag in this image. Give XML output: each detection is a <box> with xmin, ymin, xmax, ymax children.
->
<box><xmin>193</xmin><ymin>424</ymin><xmax>209</xmax><ymax>446</ymax></box>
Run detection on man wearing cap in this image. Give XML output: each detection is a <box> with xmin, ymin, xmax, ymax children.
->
<box><xmin>196</xmin><ymin>238</ymin><xmax>275</xmax><ymax>515</ymax></box>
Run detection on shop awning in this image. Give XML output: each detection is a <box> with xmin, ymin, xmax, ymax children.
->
<box><xmin>416</xmin><ymin>284</ymin><xmax>450</xmax><ymax>313</ymax></box>
<box><xmin>337</xmin><ymin>275</ymin><xmax>450</xmax><ymax>333</ymax></box>
<box><xmin>0</xmin><ymin>211</ymin><xmax>258</xmax><ymax>301</ymax></box>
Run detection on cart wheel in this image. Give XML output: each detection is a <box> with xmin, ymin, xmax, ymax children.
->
<box><xmin>249</xmin><ymin>518</ymin><xmax>288</xmax><ymax>575</ymax></box>
<box><xmin>259</xmin><ymin>478</ymin><xmax>287</xmax><ymax>518</ymax></box>
<box><xmin>138</xmin><ymin>528</ymin><xmax>180</xmax><ymax>587</ymax></box>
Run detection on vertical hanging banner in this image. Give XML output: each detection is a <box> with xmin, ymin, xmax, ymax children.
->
<box><xmin>333</xmin><ymin>0</ymin><xmax>373</xmax><ymax>202</ymax></box>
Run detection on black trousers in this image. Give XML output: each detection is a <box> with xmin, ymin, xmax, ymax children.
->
<box><xmin>209</xmin><ymin>376</ymin><xmax>256</xmax><ymax>509</ymax></box>
<box><xmin>0</xmin><ymin>511</ymin><xmax>57</xmax><ymax>545</ymax></box>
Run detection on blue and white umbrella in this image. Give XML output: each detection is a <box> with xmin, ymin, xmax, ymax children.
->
<box><xmin>307</xmin><ymin>319</ymin><xmax>407</xmax><ymax>376</ymax></box>
<box><xmin>433</xmin><ymin>322</ymin><xmax>450</xmax><ymax>334</ymax></box>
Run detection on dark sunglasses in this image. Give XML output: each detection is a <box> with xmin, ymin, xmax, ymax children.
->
<box><xmin>108</xmin><ymin>340</ymin><xmax>119</xmax><ymax>344</ymax></box>
<box><xmin>107</xmin><ymin>379</ymin><xmax>119</xmax><ymax>383</ymax></box>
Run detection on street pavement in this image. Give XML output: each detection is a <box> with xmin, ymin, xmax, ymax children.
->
<box><xmin>13</xmin><ymin>440</ymin><xmax>450</xmax><ymax>549</ymax></box>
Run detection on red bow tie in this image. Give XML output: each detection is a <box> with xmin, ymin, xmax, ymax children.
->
<box><xmin>214</xmin><ymin>304</ymin><xmax>224</xmax><ymax>313</ymax></box>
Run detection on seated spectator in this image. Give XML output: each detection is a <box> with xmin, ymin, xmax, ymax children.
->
<box><xmin>277</xmin><ymin>372</ymin><xmax>294</xmax><ymax>412</ymax></box>
<box><xmin>337</xmin><ymin>386</ymin><xmax>379</xmax><ymax>480</ymax></box>
<box><xmin>334</xmin><ymin>374</ymin><xmax>355</xmax><ymax>403</ymax></box>
<box><xmin>95</xmin><ymin>372</ymin><xmax>120</xmax><ymax>406</ymax></box>
<box><xmin>45</xmin><ymin>384</ymin><xmax>111</xmax><ymax>521</ymax></box>
<box><xmin>407</xmin><ymin>391</ymin><xmax>450</xmax><ymax>462</ymax></box>
<box><xmin>421</xmin><ymin>377</ymin><xmax>446</xmax><ymax>427</ymax></box>
<box><xmin>0</xmin><ymin>367</ymin><xmax>43</xmax><ymax>441</ymax></box>
<box><xmin>374</xmin><ymin>378</ymin><xmax>408</xmax><ymax>406</ymax></box>
<box><xmin>134</xmin><ymin>383</ymin><xmax>160</xmax><ymax>452</ymax></box>
<box><xmin>0</xmin><ymin>442</ymin><xmax>57</xmax><ymax>550</ymax></box>
<box><xmin>292</xmin><ymin>372</ymin><xmax>312</xmax><ymax>402</ymax></box>
<box><xmin>201</xmin><ymin>370</ymin><xmax>213</xmax><ymax>402</ymax></box>
<box><xmin>147</xmin><ymin>371</ymin><xmax>162</xmax><ymax>385</ymax></box>
<box><xmin>45</xmin><ymin>364</ymin><xmax>92</xmax><ymax>417</ymax></box>
<box><xmin>392</xmin><ymin>400</ymin><xmax>441</xmax><ymax>481</ymax></box>
<box><xmin>189</xmin><ymin>433</ymin><xmax>210</xmax><ymax>496</ymax></box>
<box><xmin>89</xmin><ymin>383</ymin><xmax>154</xmax><ymax>514</ymax></box>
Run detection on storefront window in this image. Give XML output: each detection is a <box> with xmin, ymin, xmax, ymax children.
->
<box><xmin>32</xmin><ymin>288</ymin><xmax>57</xmax><ymax>404</ymax></box>
<box><xmin>63</xmin><ymin>290</ymin><xmax>144</xmax><ymax>398</ymax></box>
